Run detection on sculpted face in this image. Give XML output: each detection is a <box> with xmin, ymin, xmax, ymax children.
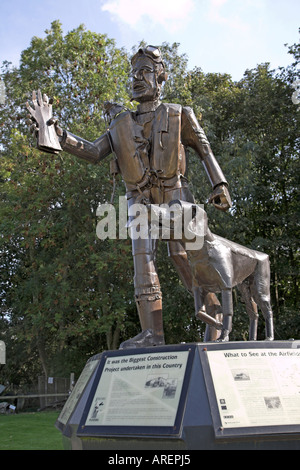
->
<box><xmin>131</xmin><ymin>56</ymin><xmax>160</xmax><ymax>103</ymax></box>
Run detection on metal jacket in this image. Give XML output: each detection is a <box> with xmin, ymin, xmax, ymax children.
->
<box><xmin>109</xmin><ymin>103</ymin><xmax>184</xmax><ymax>188</ymax></box>
<box><xmin>61</xmin><ymin>103</ymin><xmax>227</xmax><ymax>191</ymax></box>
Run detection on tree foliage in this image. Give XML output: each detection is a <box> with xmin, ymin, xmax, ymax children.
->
<box><xmin>0</xmin><ymin>21</ymin><xmax>133</xmax><ymax>380</ymax></box>
<box><xmin>0</xmin><ymin>23</ymin><xmax>299</xmax><ymax>384</ymax></box>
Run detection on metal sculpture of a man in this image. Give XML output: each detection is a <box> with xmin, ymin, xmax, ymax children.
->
<box><xmin>27</xmin><ymin>45</ymin><xmax>233</xmax><ymax>348</ymax></box>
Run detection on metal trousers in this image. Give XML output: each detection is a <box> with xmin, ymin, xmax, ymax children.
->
<box><xmin>128</xmin><ymin>184</ymin><xmax>195</xmax><ymax>337</ymax></box>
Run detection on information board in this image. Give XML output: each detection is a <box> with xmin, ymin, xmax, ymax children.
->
<box><xmin>57</xmin><ymin>358</ymin><xmax>99</xmax><ymax>427</ymax></box>
<box><xmin>203</xmin><ymin>346</ymin><xmax>300</xmax><ymax>438</ymax></box>
<box><xmin>77</xmin><ymin>345</ymin><xmax>195</xmax><ymax>437</ymax></box>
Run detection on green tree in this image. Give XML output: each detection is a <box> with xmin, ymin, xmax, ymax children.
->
<box><xmin>0</xmin><ymin>21</ymin><xmax>133</xmax><ymax>381</ymax></box>
<box><xmin>186</xmin><ymin>56</ymin><xmax>299</xmax><ymax>340</ymax></box>
<box><xmin>1</xmin><ymin>25</ymin><xmax>299</xmax><ymax>386</ymax></box>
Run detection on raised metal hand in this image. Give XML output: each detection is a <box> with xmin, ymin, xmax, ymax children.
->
<box><xmin>26</xmin><ymin>90</ymin><xmax>62</xmax><ymax>154</ymax></box>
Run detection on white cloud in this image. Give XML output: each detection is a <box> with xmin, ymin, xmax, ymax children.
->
<box><xmin>206</xmin><ymin>0</ymin><xmax>266</xmax><ymax>32</ymax></box>
<box><xmin>207</xmin><ymin>0</ymin><xmax>249</xmax><ymax>31</ymax></box>
<box><xmin>100</xmin><ymin>0</ymin><xmax>195</xmax><ymax>33</ymax></box>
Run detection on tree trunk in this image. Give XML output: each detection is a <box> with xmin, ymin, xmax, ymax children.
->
<box><xmin>37</xmin><ymin>335</ymin><xmax>48</xmax><ymax>377</ymax></box>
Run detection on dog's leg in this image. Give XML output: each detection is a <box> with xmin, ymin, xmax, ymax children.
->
<box><xmin>218</xmin><ymin>288</ymin><xmax>233</xmax><ymax>342</ymax></box>
<box><xmin>238</xmin><ymin>282</ymin><xmax>259</xmax><ymax>340</ymax></box>
<box><xmin>252</xmin><ymin>259</ymin><xmax>274</xmax><ymax>341</ymax></box>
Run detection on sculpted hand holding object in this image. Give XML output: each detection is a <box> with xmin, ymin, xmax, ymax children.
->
<box><xmin>26</xmin><ymin>90</ymin><xmax>62</xmax><ymax>154</ymax></box>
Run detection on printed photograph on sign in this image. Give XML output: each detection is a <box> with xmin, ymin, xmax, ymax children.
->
<box><xmin>145</xmin><ymin>375</ymin><xmax>178</xmax><ymax>399</ymax></box>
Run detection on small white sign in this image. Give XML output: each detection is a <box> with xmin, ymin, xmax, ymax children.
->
<box><xmin>0</xmin><ymin>341</ymin><xmax>6</xmax><ymax>364</ymax></box>
<box><xmin>0</xmin><ymin>80</ymin><xmax>5</xmax><ymax>105</ymax></box>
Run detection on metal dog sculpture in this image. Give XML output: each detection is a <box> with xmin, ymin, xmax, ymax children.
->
<box><xmin>150</xmin><ymin>200</ymin><xmax>274</xmax><ymax>342</ymax></box>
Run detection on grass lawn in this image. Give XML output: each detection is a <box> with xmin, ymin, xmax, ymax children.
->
<box><xmin>0</xmin><ymin>411</ymin><xmax>64</xmax><ymax>450</ymax></box>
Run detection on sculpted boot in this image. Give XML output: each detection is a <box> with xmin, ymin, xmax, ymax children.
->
<box><xmin>119</xmin><ymin>298</ymin><xmax>165</xmax><ymax>349</ymax></box>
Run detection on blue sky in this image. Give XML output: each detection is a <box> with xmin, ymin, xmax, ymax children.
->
<box><xmin>0</xmin><ymin>0</ymin><xmax>299</xmax><ymax>81</ymax></box>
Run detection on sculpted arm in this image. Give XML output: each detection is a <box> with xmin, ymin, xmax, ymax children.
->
<box><xmin>181</xmin><ymin>107</ymin><xmax>232</xmax><ymax>211</ymax></box>
<box><xmin>26</xmin><ymin>90</ymin><xmax>112</xmax><ymax>163</ymax></box>
<box><xmin>59</xmin><ymin>129</ymin><xmax>112</xmax><ymax>164</ymax></box>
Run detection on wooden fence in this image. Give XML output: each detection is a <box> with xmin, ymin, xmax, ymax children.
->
<box><xmin>0</xmin><ymin>374</ymin><xmax>74</xmax><ymax>411</ymax></box>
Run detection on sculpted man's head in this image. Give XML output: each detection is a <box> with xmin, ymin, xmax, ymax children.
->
<box><xmin>131</xmin><ymin>45</ymin><xmax>167</xmax><ymax>103</ymax></box>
